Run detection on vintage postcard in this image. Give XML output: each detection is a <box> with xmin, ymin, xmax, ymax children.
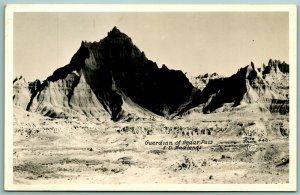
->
<box><xmin>5</xmin><ymin>4</ymin><xmax>297</xmax><ymax>191</ymax></box>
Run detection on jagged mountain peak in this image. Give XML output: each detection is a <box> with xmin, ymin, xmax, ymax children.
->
<box><xmin>13</xmin><ymin>75</ymin><xmax>27</xmax><ymax>85</ymax></box>
<box><xmin>192</xmin><ymin>59</ymin><xmax>289</xmax><ymax>114</ymax></box>
<box><xmin>237</xmin><ymin>61</ymin><xmax>258</xmax><ymax>80</ymax></box>
<box><xmin>263</xmin><ymin>59</ymin><xmax>289</xmax><ymax>74</ymax></box>
<box><xmin>188</xmin><ymin>72</ymin><xmax>222</xmax><ymax>91</ymax></box>
<box><xmin>13</xmin><ymin>20</ymin><xmax>289</xmax><ymax>120</ymax></box>
<box><xmin>13</xmin><ymin>75</ymin><xmax>31</xmax><ymax>109</ymax></box>
<box><xmin>195</xmin><ymin>72</ymin><xmax>220</xmax><ymax>79</ymax></box>
<box><xmin>18</xmin><ymin>28</ymin><xmax>199</xmax><ymax>120</ymax></box>
<box><xmin>108</xmin><ymin>26</ymin><xmax>121</xmax><ymax>35</ymax></box>
<box><xmin>105</xmin><ymin>26</ymin><xmax>133</xmax><ymax>45</ymax></box>
<box><xmin>81</xmin><ymin>27</ymin><xmax>129</xmax><ymax>46</ymax></box>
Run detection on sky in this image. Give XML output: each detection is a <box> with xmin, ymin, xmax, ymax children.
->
<box><xmin>13</xmin><ymin>12</ymin><xmax>289</xmax><ymax>81</ymax></box>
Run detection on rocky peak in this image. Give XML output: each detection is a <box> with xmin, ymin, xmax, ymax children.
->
<box><xmin>13</xmin><ymin>75</ymin><xmax>31</xmax><ymax>109</ymax></box>
<box><xmin>237</xmin><ymin>61</ymin><xmax>258</xmax><ymax>81</ymax></box>
<box><xmin>189</xmin><ymin>72</ymin><xmax>221</xmax><ymax>91</ymax></box>
<box><xmin>13</xmin><ymin>75</ymin><xmax>27</xmax><ymax>86</ymax></box>
<box><xmin>195</xmin><ymin>72</ymin><xmax>220</xmax><ymax>80</ymax></box>
<box><xmin>108</xmin><ymin>26</ymin><xmax>121</xmax><ymax>36</ymax></box>
<box><xmin>21</xmin><ymin>27</ymin><xmax>199</xmax><ymax>120</ymax></box>
<box><xmin>198</xmin><ymin>60</ymin><xmax>288</xmax><ymax>113</ymax></box>
<box><xmin>105</xmin><ymin>26</ymin><xmax>133</xmax><ymax>46</ymax></box>
<box><xmin>263</xmin><ymin>59</ymin><xmax>289</xmax><ymax>74</ymax></box>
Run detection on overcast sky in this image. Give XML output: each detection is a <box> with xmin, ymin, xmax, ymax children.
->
<box><xmin>13</xmin><ymin>12</ymin><xmax>289</xmax><ymax>81</ymax></box>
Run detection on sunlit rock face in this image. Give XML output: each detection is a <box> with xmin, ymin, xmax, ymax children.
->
<box><xmin>198</xmin><ymin>60</ymin><xmax>289</xmax><ymax>114</ymax></box>
<box><xmin>13</xmin><ymin>26</ymin><xmax>289</xmax><ymax>120</ymax></box>
<box><xmin>24</xmin><ymin>72</ymin><xmax>109</xmax><ymax>119</ymax></box>
<box><xmin>80</xmin><ymin>27</ymin><xmax>200</xmax><ymax>120</ymax></box>
<box><xmin>13</xmin><ymin>76</ymin><xmax>31</xmax><ymax>109</ymax></box>
<box><xmin>188</xmin><ymin>73</ymin><xmax>221</xmax><ymax>91</ymax></box>
<box><xmin>20</xmin><ymin>27</ymin><xmax>200</xmax><ymax>120</ymax></box>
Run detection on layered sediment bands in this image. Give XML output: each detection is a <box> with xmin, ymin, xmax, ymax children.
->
<box><xmin>13</xmin><ymin>76</ymin><xmax>31</xmax><ymax>109</ymax></box>
<box><xmin>269</xmin><ymin>99</ymin><xmax>289</xmax><ymax>114</ymax></box>
<box><xmin>198</xmin><ymin>60</ymin><xmax>289</xmax><ymax>114</ymax></box>
<box><xmin>200</xmin><ymin>64</ymin><xmax>257</xmax><ymax>113</ymax></box>
<box><xmin>69</xmin><ymin>74</ymin><xmax>109</xmax><ymax>117</ymax></box>
<box><xmin>26</xmin><ymin>72</ymin><xmax>109</xmax><ymax>118</ymax></box>
<box><xmin>19</xmin><ymin>27</ymin><xmax>199</xmax><ymax>120</ymax></box>
<box><xmin>27</xmin><ymin>73</ymin><xmax>80</xmax><ymax>117</ymax></box>
<box><xmin>13</xmin><ymin>27</ymin><xmax>289</xmax><ymax>119</ymax></box>
<box><xmin>76</xmin><ymin>27</ymin><xmax>200</xmax><ymax>119</ymax></box>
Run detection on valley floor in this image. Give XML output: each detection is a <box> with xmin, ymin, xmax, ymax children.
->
<box><xmin>12</xmin><ymin>107</ymin><xmax>289</xmax><ymax>185</ymax></box>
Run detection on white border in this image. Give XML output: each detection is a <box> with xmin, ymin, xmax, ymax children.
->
<box><xmin>4</xmin><ymin>4</ymin><xmax>297</xmax><ymax>191</ymax></box>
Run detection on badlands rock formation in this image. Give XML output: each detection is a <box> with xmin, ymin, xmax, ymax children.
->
<box><xmin>13</xmin><ymin>76</ymin><xmax>31</xmax><ymax>108</ymax></box>
<box><xmin>13</xmin><ymin>27</ymin><xmax>289</xmax><ymax>120</ymax></box>
<box><xmin>14</xmin><ymin>27</ymin><xmax>201</xmax><ymax>120</ymax></box>
<box><xmin>187</xmin><ymin>72</ymin><xmax>221</xmax><ymax>91</ymax></box>
<box><xmin>195</xmin><ymin>59</ymin><xmax>289</xmax><ymax>114</ymax></box>
<box><xmin>12</xmin><ymin>27</ymin><xmax>290</xmax><ymax>186</ymax></box>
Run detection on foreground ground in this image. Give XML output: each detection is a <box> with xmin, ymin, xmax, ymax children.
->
<box><xmin>13</xmin><ymin>106</ymin><xmax>289</xmax><ymax>184</ymax></box>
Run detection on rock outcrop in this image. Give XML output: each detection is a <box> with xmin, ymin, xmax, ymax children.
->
<box><xmin>13</xmin><ymin>27</ymin><xmax>289</xmax><ymax>119</ymax></box>
<box><xmin>13</xmin><ymin>76</ymin><xmax>31</xmax><ymax>109</ymax></box>
<box><xmin>19</xmin><ymin>27</ymin><xmax>201</xmax><ymax>120</ymax></box>
<box><xmin>197</xmin><ymin>60</ymin><xmax>289</xmax><ymax>114</ymax></box>
<box><xmin>187</xmin><ymin>73</ymin><xmax>221</xmax><ymax>91</ymax></box>
<box><xmin>25</xmin><ymin>72</ymin><xmax>109</xmax><ymax>119</ymax></box>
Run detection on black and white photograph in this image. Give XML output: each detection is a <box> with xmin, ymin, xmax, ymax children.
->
<box><xmin>5</xmin><ymin>4</ymin><xmax>297</xmax><ymax>191</ymax></box>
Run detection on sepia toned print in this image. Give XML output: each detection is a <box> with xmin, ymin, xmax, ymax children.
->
<box><xmin>5</xmin><ymin>4</ymin><xmax>297</xmax><ymax>191</ymax></box>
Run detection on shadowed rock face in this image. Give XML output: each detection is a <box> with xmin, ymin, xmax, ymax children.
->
<box><xmin>81</xmin><ymin>27</ymin><xmax>199</xmax><ymax>119</ymax></box>
<box><xmin>198</xmin><ymin>60</ymin><xmax>289</xmax><ymax>114</ymax></box>
<box><xmin>24</xmin><ymin>27</ymin><xmax>200</xmax><ymax>120</ymax></box>
<box><xmin>262</xmin><ymin>59</ymin><xmax>289</xmax><ymax>75</ymax></box>
<box><xmin>200</xmin><ymin>63</ymin><xmax>256</xmax><ymax>113</ymax></box>
<box><xmin>14</xmin><ymin>27</ymin><xmax>289</xmax><ymax>119</ymax></box>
